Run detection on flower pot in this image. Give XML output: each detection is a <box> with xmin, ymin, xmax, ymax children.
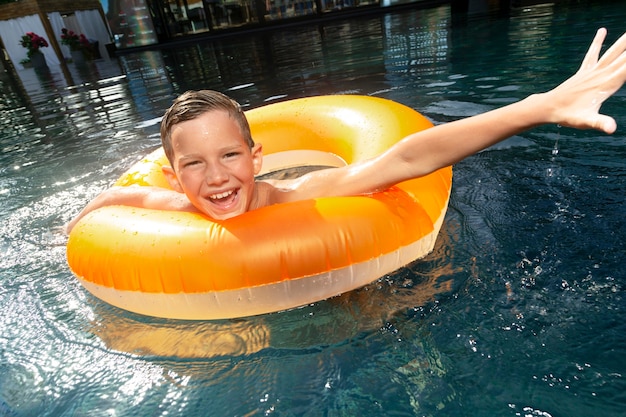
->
<box><xmin>71</xmin><ymin>49</ymin><xmax>86</xmax><ymax>64</ymax></box>
<box><xmin>29</xmin><ymin>51</ymin><xmax>47</xmax><ymax>69</ymax></box>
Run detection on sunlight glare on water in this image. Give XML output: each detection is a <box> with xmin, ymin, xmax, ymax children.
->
<box><xmin>1</xmin><ymin>1</ymin><xmax>625</xmax><ymax>416</ymax></box>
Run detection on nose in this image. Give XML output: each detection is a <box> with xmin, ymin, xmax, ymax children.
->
<box><xmin>205</xmin><ymin>162</ymin><xmax>229</xmax><ymax>186</ymax></box>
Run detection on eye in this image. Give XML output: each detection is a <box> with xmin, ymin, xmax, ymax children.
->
<box><xmin>182</xmin><ymin>160</ymin><xmax>201</xmax><ymax>168</ymax></box>
<box><xmin>224</xmin><ymin>151</ymin><xmax>240</xmax><ymax>159</ymax></box>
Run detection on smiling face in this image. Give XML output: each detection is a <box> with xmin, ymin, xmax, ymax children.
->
<box><xmin>162</xmin><ymin>110</ymin><xmax>263</xmax><ymax>220</ymax></box>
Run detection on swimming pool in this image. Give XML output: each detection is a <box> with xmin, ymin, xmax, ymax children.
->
<box><xmin>1</xmin><ymin>1</ymin><xmax>625</xmax><ymax>415</ymax></box>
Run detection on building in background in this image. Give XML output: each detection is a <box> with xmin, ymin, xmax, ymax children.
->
<box><xmin>102</xmin><ymin>0</ymin><xmax>437</xmax><ymax>50</ymax></box>
<box><xmin>102</xmin><ymin>0</ymin><xmax>158</xmax><ymax>49</ymax></box>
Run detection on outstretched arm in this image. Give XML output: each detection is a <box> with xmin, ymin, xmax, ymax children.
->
<box><xmin>282</xmin><ymin>28</ymin><xmax>626</xmax><ymax>200</ymax></box>
<box><xmin>392</xmin><ymin>28</ymin><xmax>626</xmax><ymax>177</ymax></box>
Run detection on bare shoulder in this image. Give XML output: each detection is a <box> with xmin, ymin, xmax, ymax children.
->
<box><xmin>254</xmin><ymin>179</ymin><xmax>295</xmax><ymax>207</ymax></box>
<box><xmin>257</xmin><ymin>164</ymin><xmax>374</xmax><ymax>205</ymax></box>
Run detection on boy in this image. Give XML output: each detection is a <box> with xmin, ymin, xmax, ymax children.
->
<box><xmin>66</xmin><ymin>28</ymin><xmax>626</xmax><ymax>233</ymax></box>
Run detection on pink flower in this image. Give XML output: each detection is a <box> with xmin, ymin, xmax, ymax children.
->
<box><xmin>61</xmin><ymin>28</ymin><xmax>90</xmax><ymax>51</ymax></box>
<box><xmin>20</xmin><ymin>32</ymin><xmax>48</xmax><ymax>57</ymax></box>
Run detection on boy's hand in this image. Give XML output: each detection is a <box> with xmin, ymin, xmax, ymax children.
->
<box><xmin>547</xmin><ymin>28</ymin><xmax>626</xmax><ymax>134</ymax></box>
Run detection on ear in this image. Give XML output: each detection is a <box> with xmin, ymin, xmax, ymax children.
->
<box><xmin>251</xmin><ymin>143</ymin><xmax>263</xmax><ymax>175</ymax></box>
<box><xmin>162</xmin><ymin>165</ymin><xmax>184</xmax><ymax>193</ymax></box>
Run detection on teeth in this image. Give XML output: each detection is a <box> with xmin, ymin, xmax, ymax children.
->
<box><xmin>209</xmin><ymin>190</ymin><xmax>234</xmax><ymax>200</ymax></box>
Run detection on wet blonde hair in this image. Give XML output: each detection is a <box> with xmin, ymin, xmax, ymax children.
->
<box><xmin>160</xmin><ymin>90</ymin><xmax>254</xmax><ymax>164</ymax></box>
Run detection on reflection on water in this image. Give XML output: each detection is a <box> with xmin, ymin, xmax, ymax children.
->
<box><xmin>1</xmin><ymin>2</ymin><xmax>626</xmax><ymax>416</ymax></box>
<box><xmin>94</xmin><ymin>261</ymin><xmax>454</xmax><ymax>359</ymax></box>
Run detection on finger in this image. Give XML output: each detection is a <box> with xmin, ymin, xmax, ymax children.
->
<box><xmin>594</xmin><ymin>114</ymin><xmax>617</xmax><ymax>134</ymax></box>
<box><xmin>579</xmin><ymin>28</ymin><xmax>606</xmax><ymax>72</ymax></box>
<box><xmin>597</xmin><ymin>30</ymin><xmax>626</xmax><ymax>68</ymax></box>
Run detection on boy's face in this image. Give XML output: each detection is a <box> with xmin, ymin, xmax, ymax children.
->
<box><xmin>162</xmin><ymin>110</ymin><xmax>263</xmax><ymax>220</ymax></box>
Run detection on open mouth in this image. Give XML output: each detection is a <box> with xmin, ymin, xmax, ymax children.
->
<box><xmin>209</xmin><ymin>190</ymin><xmax>235</xmax><ymax>201</ymax></box>
<box><xmin>208</xmin><ymin>189</ymin><xmax>239</xmax><ymax>209</ymax></box>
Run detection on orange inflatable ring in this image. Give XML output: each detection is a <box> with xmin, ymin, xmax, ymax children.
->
<box><xmin>66</xmin><ymin>95</ymin><xmax>452</xmax><ymax>320</ymax></box>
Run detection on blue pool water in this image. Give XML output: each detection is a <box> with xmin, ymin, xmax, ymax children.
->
<box><xmin>1</xmin><ymin>2</ymin><xmax>625</xmax><ymax>416</ymax></box>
